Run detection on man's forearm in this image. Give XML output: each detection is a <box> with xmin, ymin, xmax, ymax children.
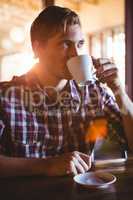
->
<box><xmin>112</xmin><ymin>85</ymin><xmax>133</xmax><ymax>151</ymax></box>
<box><xmin>0</xmin><ymin>151</ymin><xmax>91</xmax><ymax>177</ymax></box>
<box><xmin>0</xmin><ymin>155</ymin><xmax>49</xmax><ymax>177</ymax></box>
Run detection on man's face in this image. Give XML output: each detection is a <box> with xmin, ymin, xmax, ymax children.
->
<box><xmin>37</xmin><ymin>24</ymin><xmax>85</xmax><ymax>80</ymax></box>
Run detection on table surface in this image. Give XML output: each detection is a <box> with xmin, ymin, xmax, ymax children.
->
<box><xmin>0</xmin><ymin>157</ymin><xmax>133</xmax><ymax>200</ymax></box>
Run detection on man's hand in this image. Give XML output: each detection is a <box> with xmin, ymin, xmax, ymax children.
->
<box><xmin>92</xmin><ymin>58</ymin><xmax>121</xmax><ymax>91</ymax></box>
<box><xmin>45</xmin><ymin>151</ymin><xmax>91</xmax><ymax>176</ymax></box>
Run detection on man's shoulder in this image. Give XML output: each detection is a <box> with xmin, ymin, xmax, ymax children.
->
<box><xmin>0</xmin><ymin>74</ymin><xmax>26</xmax><ymax>95</ymax></box>
<box><xmin>0</xmin><ymin>74</ymin><xmax>27</xmax><ymax>90</ymax></box>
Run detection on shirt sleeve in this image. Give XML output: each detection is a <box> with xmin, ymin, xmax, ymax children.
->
<box><xmin>0</xmin><ymin>118</ymin><xmax>5</xmax><ymax>136</ymax></box>
<box><xmin>100</xmin><ymin>84</ymin><xmax>129</xmax><ymax>151</ymax></box>
<box><xmin>0</xmin><ymin>109</ymin><xmax>6</xmax><ymax>154</ymax></box>
<box><xmin>0</xmin><ymin>86</ymin><xmax>6</xmax><ymax>154</ymax></box>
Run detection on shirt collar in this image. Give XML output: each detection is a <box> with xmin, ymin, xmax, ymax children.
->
<box><xmin>25</xmin><ymin>67</ymin><xmax>95</xmax><ymax>105</ymax></box>
<box><xmin>69</xmin><ymin>80</ymin><xmax>81</xmax><ymax>103</ymax></box>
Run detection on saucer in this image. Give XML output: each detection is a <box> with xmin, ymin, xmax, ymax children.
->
<box><xmin>73</xmin><ymin>171</ymin><xmax>116</xmax><ymax>189</ymax></box>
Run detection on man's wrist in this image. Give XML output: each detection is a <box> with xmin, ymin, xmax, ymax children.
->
<box><xmin>109</xmin><ymin>79</ymin><xmax>123</xmax><ymax>95</ymax></box>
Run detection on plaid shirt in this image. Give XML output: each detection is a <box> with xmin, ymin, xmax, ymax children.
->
<box><xmin>0</xmin><ymin>70</ymin><xmax>127</xmax><ymax>158</ymax></box>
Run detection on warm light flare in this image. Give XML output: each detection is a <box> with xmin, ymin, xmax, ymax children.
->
<box><xmin>1</xmin><ymin>52</ymin><xmax>37</xmax><ymax>81</ymax></box>
<box><xmin>85</xmin><ymin>118</ymin><xmax>108</xmax><ymax>142</ymax></box>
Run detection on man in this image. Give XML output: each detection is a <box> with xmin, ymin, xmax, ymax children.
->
<box><xmin>0</xmin><ymin>5</ymin><xmax>133</xmax><ymax>177</ymax></box>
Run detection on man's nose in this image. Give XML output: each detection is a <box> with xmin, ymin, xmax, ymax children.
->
<box><xmin>69</xmin><ymin>44</ymin><xmax>79</xmax><ymax>58</ymax></box>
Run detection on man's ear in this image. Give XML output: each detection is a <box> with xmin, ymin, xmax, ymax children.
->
<box><xmin>32</xmin><ymin>40</ymin><xmax>41</xmax><ymax>58</ymax></box>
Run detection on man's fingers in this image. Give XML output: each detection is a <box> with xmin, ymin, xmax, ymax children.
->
<box><xmin>70</xmin><ymin>161</ymin><xmax>78</xmax><ymax>175</ymax></box>
<box><xmin>92</xmin><ymin>57</ymin><xmax>116</xmax><ymax>72</ymax></box>
<box><xmin>102</xmin><ymin>63</ymin><xmax>116</xmax><ymax>71</ymax></box>
<box><xmin>75</xmin><ymin>153</ymin><xmax>89</xmax><ymax>171</ymax></box>
<box><xmin>72</xmin><ymin>157</ymin><xmax>85</xmax><ymax>174</ymax></box>
<box><xmin>97</xmin><ymin>68</ymin><xmax>118</xmax><ymax>82</ymax></box>
<box><xmin>75</xmin><ymin>152</ymin><xmax>91</xmax><ymax>169</ymax></box>
<box><xmin>80</xmin><ymin>155</ymin><xmax>91</xmax><ymax>170</ymax></box>
<box><xmin>96</xmin><ymin>65</ymin><xmax>117</xmax><ymax>75</ymax></box>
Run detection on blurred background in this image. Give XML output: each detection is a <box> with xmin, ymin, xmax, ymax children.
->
<box><xmin>0</xmin><ymin>0</ymin><xmax>125</xmax><ymax>86</ymax></box>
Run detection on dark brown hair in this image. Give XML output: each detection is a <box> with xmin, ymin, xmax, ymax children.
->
<box><xmin>30</xmin><ymin>5</ymin><xmax>81</xmax><ymax>44</ymax></box>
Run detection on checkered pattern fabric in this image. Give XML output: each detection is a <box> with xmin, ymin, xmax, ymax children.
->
<box><xmin>0</xmin><ymin>70</ymin><xmax>128</xmax><ymax>158</ymax></box>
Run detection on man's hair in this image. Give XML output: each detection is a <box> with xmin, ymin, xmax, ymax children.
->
<box><xmin>30</xmin><ymin>5</ymin><xmax>81</xmax><ymax>44</ymax></box>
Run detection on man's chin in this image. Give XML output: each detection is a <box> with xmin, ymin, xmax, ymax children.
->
<box><xmin>64</xmin><ymin>74</ymin><xmax>73</xmax><ymax>80</ymax></box>
<box><xmin>63</xmin><ymin>70</ymin><xmax>73</xmax><ymax>80</ymax></box>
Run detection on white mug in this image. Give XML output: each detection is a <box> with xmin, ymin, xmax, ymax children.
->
<box><xmin>67</xmin><ymin>54</ymin><xmax>93</xmax><ymax>85</ymax></box>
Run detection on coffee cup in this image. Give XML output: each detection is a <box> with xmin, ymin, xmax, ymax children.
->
<box><xmin>67</xmin><ymin>54</ymin><xmax>93</xmax><ymax>85</ymax></box>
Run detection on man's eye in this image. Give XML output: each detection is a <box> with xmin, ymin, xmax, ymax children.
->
<box><xmin>78</xmin><ymin>41</ymin><xmax>85</xmax><ymax>48</ymax></box>
<box><xmin>63</xmin><ymin>40</ymin><xmax>71</xmax><ymax>48</ymax></box>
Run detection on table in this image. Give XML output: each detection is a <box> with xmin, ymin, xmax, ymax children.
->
<box><xmin>0</xmin><ymin>157</ymin><xmax>133</xmax><ymax>200</ymax></box>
